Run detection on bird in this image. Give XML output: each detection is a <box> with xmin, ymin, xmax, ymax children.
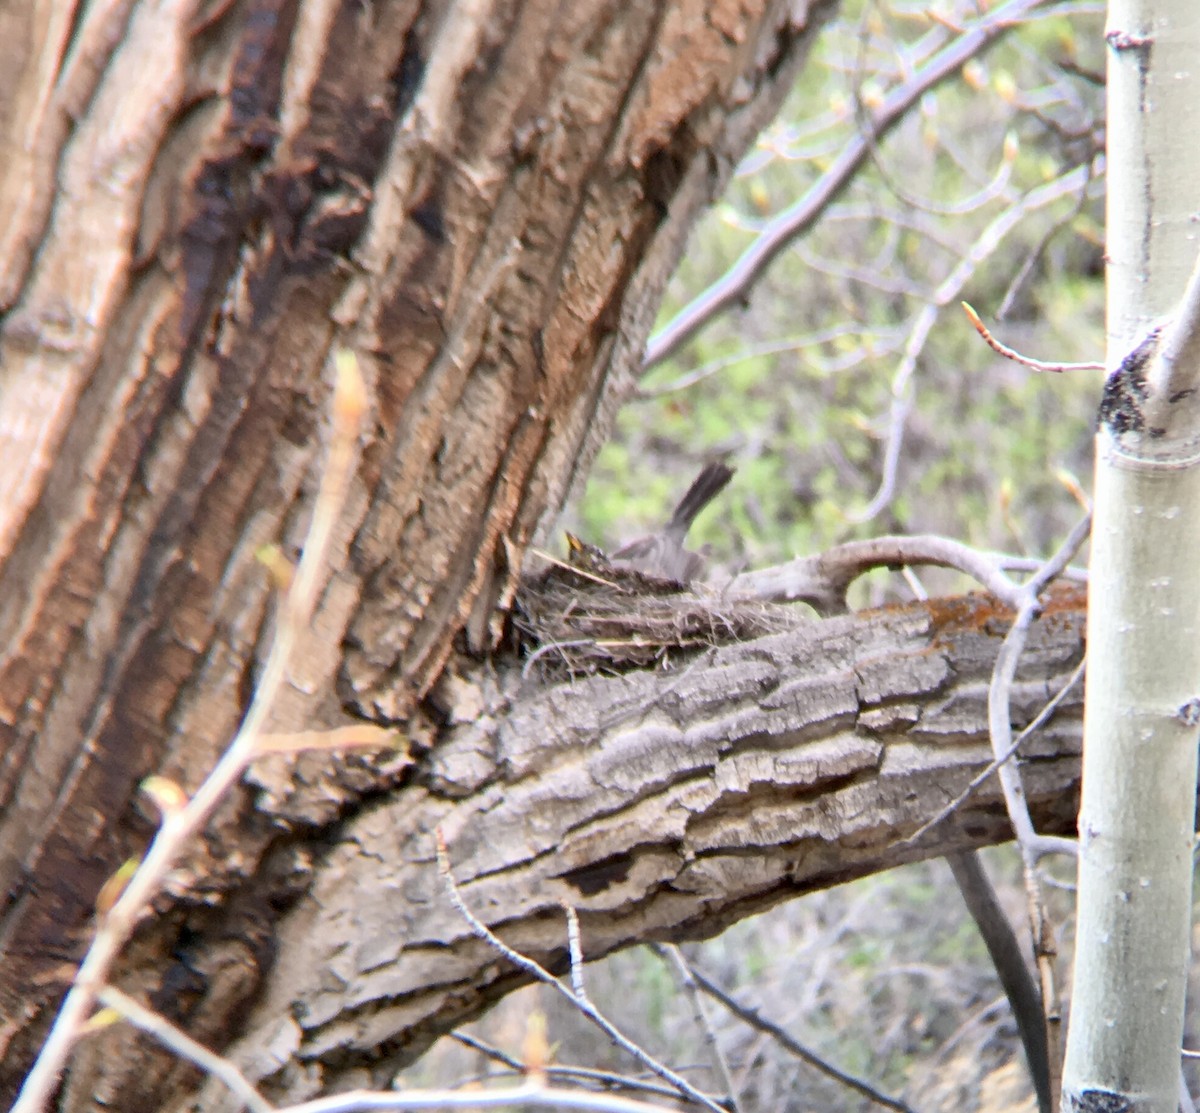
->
<box><xmin>609</xmin><ymin>461</ymin><xmax>734</xmax><ymax>583</ymax></box>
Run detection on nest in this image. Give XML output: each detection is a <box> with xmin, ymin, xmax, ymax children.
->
<box><xmin>511</xmin><ymin>554</ymin><xmax>803</xmax><ymax>678</ymax></box>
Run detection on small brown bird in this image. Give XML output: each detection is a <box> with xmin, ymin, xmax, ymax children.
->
<box><xmin>610</xmin><ymin>461</ymin><xmax>734</xmax><ymax>583</ymax></box>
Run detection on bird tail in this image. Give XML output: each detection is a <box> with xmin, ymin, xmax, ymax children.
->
<box><xmin>667</xmin><ymin>462</ymin><xmax>734</xmax><ymax>538</ymax></box>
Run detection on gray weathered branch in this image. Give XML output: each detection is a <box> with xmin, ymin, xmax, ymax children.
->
<box><xmin>199</xmin><ymin>588</ymin><xmax>1086</xmax><ymax>1107</ymax></box>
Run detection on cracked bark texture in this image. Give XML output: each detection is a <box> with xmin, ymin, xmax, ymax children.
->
<box><xmin>209</xmin><ymin>587</ymin><xmax>1086</xmax><ymax>1107</ymax></box>
<box><xmin>0</xmin><ymin>1</ymin><xmax>1085</xmax><ymax>1111</ymax></box>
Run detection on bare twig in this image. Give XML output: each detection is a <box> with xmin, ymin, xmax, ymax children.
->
<box><xmin>639</xmin><ymin>326</ymin><xmax>905</xmax><ymax>398</ymax></box>
<box><xmin>961</xmin><ymin>302</ymin><xmax>1104</xmax><ymax>372</ymax></box>
<box><xmin>255</xmin><ymin>724</ymin><xmax>404</xmax><ymax>755</ymax></box>
<box><xmin>450</xmin><ymin>1031</ymin><xmax>686</xmax><ymax>1103</ymax></box>
<box><xmin>903</xmin><ymin>656</ymin><xmax>1085</xmax><ymax>846</ymax></box>
<box><xmin>521</xmin><ymin>639</ymin><xmax>600</xmax><ymax>679</ymax></box>
<box><xmin>286</xmin><ymin>1084</ymin><xmax>694</xmax><ymax>1113</ymax></box>
<box><xmin>12</xmin><ymin>352</ymin><xmax>367</xmax><ymax>1113</ymax></box>
<box><xmin>435</xmin><ymin>833</ymin><xmax>726</xmax><ymax>1113</ymax></box>
<box><xmin>986</xmin><ymin>616</ymin><xmax>1083</xmax><ymax>857</ymax></box>
<box><xmin>652</xmin><ymin>946</ymin><xmax>741</xmax><ymax>1113</ymax></box>
<box><xmin>644</xmin><ymin>0</ymin><xmax>1056</xmax><ymax>370</ymax></box>
<box><xmin>851</xmin><ymin>11</ymin><xmax>1018</xmax><ymax>222</ymax></box>
<box><xmin>564</xmin><ymin>903</ymin><xmax>587</xmax><ymax>1001</ymax></box>
<box><xmin>97</xmin><ymin>987</ymin><xmax>276</xmax><ymax>1113</ymax></box>
<box><xmin>852</xmin><ymin>165</ymin><xmax>1093</xmax><ymax>525</ymax></box>
<box><xmin>997</xmin><ymin>553</ymin><xmax>1087</xmax><ymax>581</ymax></box>
<box><xmin>1026</xmin><ymin>511</ymin><xmax>1092</xmax><ymax>595</ymax></box>
<box><xmin>996</xmin><ymin>171</ymin><xmax>1095</xmax><ymax>319</ymax></box>
<box><xmin>674</xmin><ymin>960</ymin><xmax>915</xmax><ymax>1113</ymax></box>
<box><xmin>981</xmin><ymin>512</ymin><xmax>1091</xmax><ymax>1113</ymax></box>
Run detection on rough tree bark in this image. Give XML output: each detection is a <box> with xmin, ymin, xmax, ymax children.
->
<box><xmin>203</xmin><ymin>586</ymin><xmax>1088</xmax><ymax>1108</ymax></box>
<box><xmin>0</xmin><ymin>1</ymin><xmax>1085</xmax><ymax>1111</ymax></box>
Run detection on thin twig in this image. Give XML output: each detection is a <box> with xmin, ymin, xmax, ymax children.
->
<box><xmin>644</xmin><ymin>0</ymin><xmax>1056</xmax><ymax>370</ymax></box>
<box><xmin>526</xmin><ymin>545</ymin><xmax>619</xmax><ymax>588</ymax></box>
<box><xmin>639</xmin><ymin>326</ymin><xmax>905</xmax><ymax>398</ymax></box>
<box><xmin>522</xmin><ymin>640</ymin><xmax>598</xmax><ymax>679</ymax></box>
<box><xmin>652</xmin><ymin>946</ymin><xmax>741</xmax><ymax>1113</ymax></box>
<box><xmin>851</xmin><ymin>15</ymin><xmax>1017</xmax><ymax>222</ymax></box>
<box><xmin>255</xmin><ymin>724</ymin><xmax>403</xmax><ymax>755</ymax></box>
<box><xmin>435</xmin><ymin>833</ymin><xmax>726</xmax><ymax>1113</ymax></box>
<box><xmin>983</xmin><ymin>512</ymin><xmax>1091</xmax><ymax>1113</ymax></box>
<box><xmin>1027</xmin><ymin>512</ymin><xmax>1092</xmax><ymax>595</ymax></box>
<box><xmin>986</xmin><ymin>594</ymin><xmax>1080</xmax><ymax>862</ymax></box>
<box><xmin>962</xmin><ymin>302</ymin><xmax>1104</xmax><ymax>372</ymax></box>
<box><xmin>902</xmin><ymin>657</ymin><xmax>1086</xmax><ymax>847</ymax></box>
<box><xmin>996</xmin><ymin>554</ymin><xmax>1087</xmax><ymax>582</ymax></box>
<box><xmin>97</xmin><ymin>986</ymin><xmax>276</xmax><ymax>1113</ymax></box>
<box><xmin>996</xmin><ymin>170</ymin><xmax>1095</xmax><ymax>319</ymax></box>
<box><xmin>286</xmin><ymin>1083</ymin><xmax>698</xmax><ymax>1113</ymax></box>
<box><xmin>450</xmin><ymin>1032</ymin><xmax>687</xmax><ymax>1103</ymax></box>
<box><xmin>564</xmin><ymin>903</ymin><xmax>587</xmax><ymax>1001</ymax></box>
<box><xmin>674</xmin><ymin>960</ymin><xmax>915</xmax><ymax>1113</ymax></box>
<box><xmin>12</xmin><ymin>352</ymin><xmax>367</xmax><ymax>1113</ymax></box>
<box><xmin>852</xmin><ymin>165</ymin><xmax>1093</xmax><ymax>525</ymax></box>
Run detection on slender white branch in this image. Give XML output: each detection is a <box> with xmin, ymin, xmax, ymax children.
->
<box><xmin>285</xmin><ymin>1084</ymin><xmax>685</xmax><ymax>1113</ymax></box>
<box><xmin>654</xmin><ymin>946</ymin><xmax>741</xmax><ymax>1113</ymax></box>
<box><xmin>985</xmin><ymin>512</ymin><xmax>1090</xmax><ymax>862</ymax></box>
<box><xmin>98</xmin><ymin>987</ymin><xmax>276</xmax><ymax>1113</ymax></box>
<box><xmin>435</xmin><ymin>834</ymin><xmax>727</xmax><ymax>1113</ymax></box>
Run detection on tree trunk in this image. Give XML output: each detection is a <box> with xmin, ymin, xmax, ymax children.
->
<box><xmin>0</xmin><ymin>0</ymin><xmax>838</xmax><ymax>1107</ymax></box>
<box><xmin>1060</xmin><ymin>1</ymin><xmax>1200</xmax><ymax>1108</ymax></box>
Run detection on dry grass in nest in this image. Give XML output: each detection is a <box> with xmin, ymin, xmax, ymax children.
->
<box><xmin>512</xmin><ymin>555</ymin><xmax>805</xmax><ymax>678</ymax></box>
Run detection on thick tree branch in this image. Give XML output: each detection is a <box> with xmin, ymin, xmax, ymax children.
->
<box><xmin>189</xmin><ymin>587</ymin><xmax>1088</xmax><ymax>1107</ymax></box>
<box><xmin>1143</xmin><ymin>248</ymin><xmax>1200</xmax><ymax>449</ymax></box>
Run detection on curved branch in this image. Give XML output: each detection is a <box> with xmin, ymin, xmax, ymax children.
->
<box><xmin>728</xmin><ymin>533</ymin><xmax>1027</xmax><ymax>614</ymax></box>
<box><xmin>851</xmin><ymin>164</ymin><xmax>1094</xmax><ymax>525</ymax></box>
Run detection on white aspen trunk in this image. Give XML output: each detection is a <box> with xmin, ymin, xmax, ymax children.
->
<box><xmin>1061</xmin><ymin>1</ymin><xmax>1200</xmax><ymax>1109</ymax></box>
